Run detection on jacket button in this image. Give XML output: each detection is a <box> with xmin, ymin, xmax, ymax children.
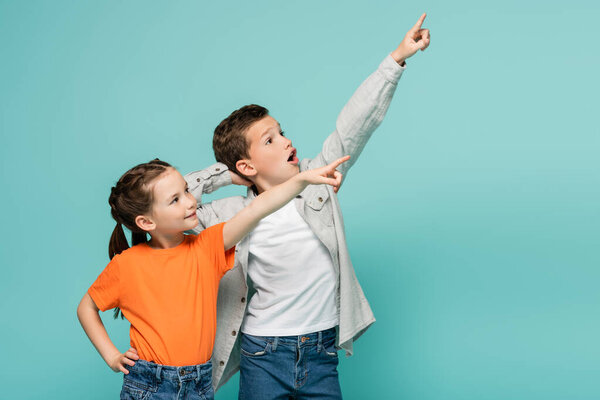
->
<box><xmin>216</xmin><ymin>168</ymin><xmax>220</xmax><ymax>171</ymax></box>
<box><xmin>219</xmin><ymin>361</ymin><xmax>225</xmax><ymax>366</ymax></box>
<box><xmin>232</xmin><ymin>330</ymin><xmax>237</xmax><ymax>336</ymax></box>
<box><xmin>196</xmin><ymin>178</ymin><xmax>200</xmax><ymax>182</ymax></box>
<box><xmin>318</xmin><ymin>197</ymin><xmax>323</xmax><ymax>202</ymax></box>
<box><xmin>241</xmin><ymin>297</ymin><xmax>246</xmax><ymax>303</ymax></box>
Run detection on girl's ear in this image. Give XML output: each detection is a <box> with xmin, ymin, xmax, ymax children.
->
<box><xmin>135</xmin><ymin>215</ymin><xmax>155</xmax><ymax>232</ymax></box>
<box><xmin>235</xmin><ymin>159</ymin><xmax>257</xmax><ymax>179</ymax></box>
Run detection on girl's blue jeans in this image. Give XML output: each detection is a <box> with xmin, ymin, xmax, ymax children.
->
<box><xmin>119</xmin><ymin>359</ymin><xmax>213</xmax><ymax>400</ymax></box>
<box><xmin>239</xmin><ymin>327</ymin><xmax>342</xmax><ymax>399</ymax></box>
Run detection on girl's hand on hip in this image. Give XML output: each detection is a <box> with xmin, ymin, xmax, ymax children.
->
<box><xmin>109</xmin><ymin>347</ymin><xmax>139</xmax><ymax>374</ymax></box>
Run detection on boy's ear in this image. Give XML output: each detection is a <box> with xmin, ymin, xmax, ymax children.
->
<box><xmin>135</xmin><ymin>215</ymin><xmax>155</xmax><ymax>232</ymax></box>
<box><xmin>235</xmin><ymin>159</ymin><xmax>257</xmax><ymax>178</ymax></box>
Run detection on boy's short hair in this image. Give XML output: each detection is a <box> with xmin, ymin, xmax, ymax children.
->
<box><xmin>213</xmin><ymin>104</ymin><xmax>269</xmax><ymax>175</ymax></box>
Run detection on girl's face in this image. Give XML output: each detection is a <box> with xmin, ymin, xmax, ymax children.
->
<box><xmin>146</xmin><ymin>168</ymin><xmax>198</xmax><ymax>234</ymax></box>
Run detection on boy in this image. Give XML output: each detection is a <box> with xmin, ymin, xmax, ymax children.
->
<box><xmin>186</xmin><ymin>14</ymin><xmax>430</xmax><ymax>398</ymax></box>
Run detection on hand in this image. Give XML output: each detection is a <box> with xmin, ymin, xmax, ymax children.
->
<box><xmin>298</xmin><ymin>155</ymin><xmax>350</xmax><ymax>193</ymax></box>
<box><xmin>391</xmin><ymin>13</ymin><xmax>430</xmax><ymax>65</ymax></box>
<box><xmin>230</xmin><ymin>171</ymin><xmax>253</xmax><ymax>187</ymax></box>
<box><xmin>108</xmin><ymin>347</ymin><xmax>139</xmax><ymax>374</ymax></box>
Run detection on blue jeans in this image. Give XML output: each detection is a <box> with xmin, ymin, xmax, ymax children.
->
<box><xmin>239</xmin><ymin>327</ymin><xmax>342</xmax><ymax>400</ymax></box>
<box><xmin>119</xmin><ymin>359</ymin><xmax>214</xmax><ymax>400</ymax></box>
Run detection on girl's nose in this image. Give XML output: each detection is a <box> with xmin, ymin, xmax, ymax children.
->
<box><xmin>186</xmin><ymin>194</ymin><xmax>197</xmax><ymax>210</ymax></box>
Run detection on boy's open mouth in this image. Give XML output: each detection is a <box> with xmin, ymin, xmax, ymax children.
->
<box><xmin>287</xmin><ymin>149</ymin><xmax>298</xmax><ymax>164</ymax></box>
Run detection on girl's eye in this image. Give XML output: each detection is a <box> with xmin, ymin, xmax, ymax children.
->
<box><xmin>280</xmin><ymin>130</ymin><xmax>285</xmax><ymax>137</ymax></box>
<box><xmin>266</xmin><ymin>138</ymin><xmax>271</xmax><ymax>145</ymax></box>
<box><xmin>171</xmin><ymin>197</ymin><xmax>179</xmax><ymax>204</ymax></box>
<box><xmin>185</xmin><ymin>188</ymin><xmax>189</xmax><ymax>193</ymax></box>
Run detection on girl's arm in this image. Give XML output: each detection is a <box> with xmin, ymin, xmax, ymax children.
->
<box><xmin>76</xmin><ymin>293</ymin><xmax>139</xmax><ymax>374</ymax></box>
<box><xmin>223</xmin><ymin>156</ymin><xmax>349</xmax><ymax>250</ymax></box>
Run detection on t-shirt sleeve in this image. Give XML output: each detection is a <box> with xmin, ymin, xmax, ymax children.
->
<box><xmin>193</xmin><ymin>222</ymin><xmax>236</xmax><ymax>278</ymax></box>
<box><xmin>88</xmin><ymin>257</ymin><xmax>121</xmax><ymax>312</ymax></box>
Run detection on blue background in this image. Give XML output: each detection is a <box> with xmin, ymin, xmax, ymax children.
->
<box><xmin>1</xmin><ymin>1</ymin><xmax>599</xmax><ymax>399</ymax></box>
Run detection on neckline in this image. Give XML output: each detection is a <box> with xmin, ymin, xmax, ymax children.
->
<box><xmin>142</xmin><ymin>235</ymin><xmax>191</xmax><ymax>254</ymax></box>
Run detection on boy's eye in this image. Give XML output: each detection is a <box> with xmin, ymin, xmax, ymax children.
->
<box><xmin>265</xmin><ymin>138</ymin><xmax>271</xmax><ymax>145</ymax></box>
<box><xmin>171</xmin><ymin>197</ymin><xmax>179</xmax><ymax>204</ymax></box>
<box><xmin>280</xmin><ymin>130</ymin><xmax>285</xmax><ymax>137</ymax></box>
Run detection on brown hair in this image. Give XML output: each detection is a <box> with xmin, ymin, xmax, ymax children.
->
<box><xmin>213</xmin><ymin>104</ymin><xmax>269</xmax><ymax>176</ymax></box>
<box><xmin>107</xmin><ymin>158</ymin><xmax>172</xmax><ymax>318</ymax></box>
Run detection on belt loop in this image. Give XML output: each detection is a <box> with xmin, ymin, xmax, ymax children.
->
<box><xmin>318</xmin><ymin>330</ymin><xmax>323</xmax><ymax>353</ymax></box>
<box><xmin>272</xmin><ymin>337</ymin><xmax>278</xmax><ymax>352</ymax></box>
<box><xmin>195</xmin><ymin>365</ymin><xmax>201</xmax><ymax>383</ymax></box>
<box><xmin>155</xmin><ymin>364</ymin><xmax>162</xmax><ymax>382</ymax></box>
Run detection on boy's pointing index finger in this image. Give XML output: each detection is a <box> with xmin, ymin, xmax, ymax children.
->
<box><xmin>411</xmin><ymin>13</ymin><xmax>427</xmax><ymax>33</ymax></box>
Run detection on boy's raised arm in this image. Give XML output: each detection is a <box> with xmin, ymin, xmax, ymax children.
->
<box><xmin>184</xmin><ymin>163</ymin><xmax>251</xmax><ymax>233</ymax></box>
<box><xmin>222</xmin><ymin>156</ymin><xmax>349</xmax><ymax>249</ymax></box>
<box><xmin>312</xmin><ymin>13</ymin><xmax>430</xmax><ymax>180</ymax></box>
<box><xmin>185</xmin><ymin>162</ymin><xmax>233</xmax><ymax>200</ymax></box>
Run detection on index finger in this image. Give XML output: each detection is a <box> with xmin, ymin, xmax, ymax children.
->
<box><xmin>411</xmin><ymin>13</ymin><xmax>427</xmax><ymax>32</ymax></box>
<box><xmin>125</xmin><ymin>351</ymin><xmax>140</xmax><ymax>360</ymax></box>
<box><xmin>329</xmin><ymin>155</ymin><xmax>350</xmax><ymax>169</ymax></box>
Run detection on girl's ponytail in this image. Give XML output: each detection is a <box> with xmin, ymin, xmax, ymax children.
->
<box><xmin>108</xmin><ymin>222</ymin><xmax>130</xmax><ymax>320</ymax></box>
<box><xmin>106</xmin><ymin>158</ymin><xmax>171</xmax><ymax>319</ymax></box>
<box><xmin>109</xmin><ymin>222</ymin><xmax>129</xmax><ymax>260</ymax></box>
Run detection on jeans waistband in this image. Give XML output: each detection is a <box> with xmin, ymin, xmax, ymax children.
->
<box><xmin>130</xmin><ymin>359</ymin><xmax>212</xmax><ymax>383</ymax></box>
<box><xmin>244</xmin><ymin>327</ymin><xmax>337</xmax><ymax>348</ymax></box>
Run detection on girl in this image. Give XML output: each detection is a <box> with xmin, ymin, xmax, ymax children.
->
<box><xmin>77</xmin><ymin>156</ymin><xmax>348</xmax><ymax>400</ymax></box>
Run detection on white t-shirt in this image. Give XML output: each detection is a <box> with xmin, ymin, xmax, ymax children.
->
<box><xmin>240</xmin><ymin>200</ymin><xmax>339</xmax><ymax>336</ymax></box>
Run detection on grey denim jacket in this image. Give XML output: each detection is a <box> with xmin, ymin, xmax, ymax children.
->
<box><xmin>185</xmin><ymin>55</ymin><xmax>405</xmax><ymax>390</ymax></box>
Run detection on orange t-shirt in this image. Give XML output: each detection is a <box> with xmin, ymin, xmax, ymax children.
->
<box><xmin>88</xmin><ymin>223</ymin><xmax>235</xmax><ymax>366</ymax></box>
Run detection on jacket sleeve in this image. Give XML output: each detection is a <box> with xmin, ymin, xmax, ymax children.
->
<box><xmin>307</xmin><ymin>54</ymin><xmax>406</xmax><ymax>179</ymax></box>
<box><xmin>184</xmin><ymin>163</ymin><xmax>244</xmax><ymax>233</ymax></box>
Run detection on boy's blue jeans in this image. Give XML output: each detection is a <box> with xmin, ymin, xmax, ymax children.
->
<box><xmin>239</xmin><ymin>327</ymin><xmax>342</xmax><ymax>400</ymax></box>
<box><xmin>119</xmin><ymin>359</ymin><xmax>214</xmax><ymax>400</ymax></box>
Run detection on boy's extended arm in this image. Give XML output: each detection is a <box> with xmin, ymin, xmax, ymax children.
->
<box><xmin>76</xmin><ymin>293</ymin><xmax>139</xmax><ymax>374</ymax></box>
<box><xmin>222</xmin><ymin>156</ymin><xmax>348</xmax><ymax>249</ymax></box>
<box><xmin>312</xmin><ymin>14</ymin><xmax>430</xmax><ymax>179</ymax></box>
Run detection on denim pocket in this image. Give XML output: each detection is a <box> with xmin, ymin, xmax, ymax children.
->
<box><xmin>240</xmin><ymin>334</ymin><xmax>269</xmax><ymax>357</ymax></box>
<box><xmin>120</xmin><ymin>371</ymin><xmax>157</xmax><ymax>400</ymax></box>
<box><xmin>196</xmin><ymin>379</ymin><xmax>214</xmax><ymax>400</ymax></box>
<box><xmin>120</xmin><ymin>382</ymin><xmax>153</xmax><ymax>400</ymax></box>
<box><xmin>323</xmin><ymin>337</ymin><xmax>338</xmax><ymax>358</ymax></box>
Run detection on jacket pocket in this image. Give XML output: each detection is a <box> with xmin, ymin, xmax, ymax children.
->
<box><xmin>304</xmin><ymin>186</ymin><xmax>334</xmax><ymax>227</ymax></box>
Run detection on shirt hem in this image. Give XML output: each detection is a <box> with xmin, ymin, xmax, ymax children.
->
<box><xmin>241</xmin><ymin>317</ymin><xmax>339</xmax><ymax>337</ymax></box>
